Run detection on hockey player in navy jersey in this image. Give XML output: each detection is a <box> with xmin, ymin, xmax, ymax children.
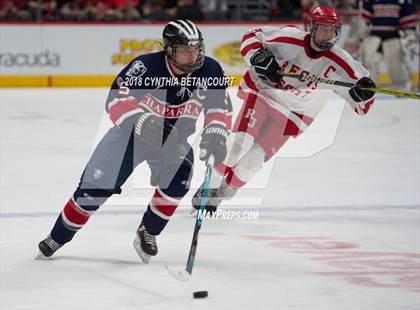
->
<box><xmin>38</xmin><ymin>20</ymin><xmax>232</xmax><ymax>263</ymax></box>
<box><xmin>357</xmin><ymin>0</ymin><xmax>417</xmax><ymax>90</ymax></box>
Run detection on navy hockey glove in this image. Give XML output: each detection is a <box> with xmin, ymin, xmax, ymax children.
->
<box><xmin>134</xmin><ymin>112</ymin><xmax>178</xmax><ymax>148</ymax></box>
<box><xmin>199</xmin><ymin>124</ymin><xmax>228</xmax><ymax>166</ymax></box>
<box><xmin>250</xmin><ymin>48</ymin><xmax>283</xmax><ymax>83</ymax></box>
<box><xmin>349</xmin><ymin>77</ymin><xmax>376</xmax><ymax>102</ymax></box>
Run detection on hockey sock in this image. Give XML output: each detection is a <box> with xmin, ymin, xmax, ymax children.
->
<box><xmin>142</xmin><ymin>187</ymin><xmax>181</xmax><ymax>235</ymax></box>
<box><xmin>142</xmin><ymin>163</ymin><xmax>191</xmax><ymax>235</ymax></box>
<box><xmin>226</xmin><ymin>143</ymin><xmax>266</xmax><ymax>190</ymax></box>
<box><xmin>50</xmin><ymin>187</ymin><xmax>112</xmax><ymax>244</ymax></box>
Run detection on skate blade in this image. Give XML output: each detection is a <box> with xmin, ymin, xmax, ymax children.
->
<box><xmin>190</xmin><ymin>208</ymin><xmax>198</xmax><ymax>216</ymax></box>
<box><xmin>133</xmin><ymin>236</ymin><xmax>151</xmax><ymax>264</ymax></box>
<box><xmin>165</xmin><ymin>263</ymin><xmax>191</xmax><ymax>281</ymax></box>
<box><xmin>35</xmin><ymin>251</ymin><xmax>52</xmax><ymax>260</ymax></box>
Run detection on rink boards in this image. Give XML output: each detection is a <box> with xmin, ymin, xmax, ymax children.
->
<box><xmin>0</xmin><ymin>23</ymin><xmax>419</xmax><ymax>87</ymax></box>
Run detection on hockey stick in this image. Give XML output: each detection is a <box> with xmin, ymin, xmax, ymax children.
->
<box><xmin>165</xmin><ymin>155</ymin><xmax>215</xmax><ymax>281</ymax></box>
<box><xmin>281</xmin><ymin>72</ymin><xmax>420</xmax><ymax>100</ymax></box>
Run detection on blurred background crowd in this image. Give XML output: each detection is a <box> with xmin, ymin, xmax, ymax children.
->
<box><xmin>0</xmin><ymin>0</ymin><xmax>370</xmax><ymax>22</ymax></box>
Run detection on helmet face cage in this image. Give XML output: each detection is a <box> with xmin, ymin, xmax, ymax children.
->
<box><xmin>163</xmin><ymin>20</ymin><xmax>205</xmax><ymax>73</ymax></box>
<box><xmin>310</xmin><ymin>21</ymin><xmax>342</xmax><ymax>50</ymax></box>
<box><xmin>310</xmin><ymin>7</ymin><xmax>342</xmax><ymax>50</ymax></box>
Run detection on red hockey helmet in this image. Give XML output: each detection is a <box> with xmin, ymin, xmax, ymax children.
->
<box><xmin>310</xmin><ymin>6</ymin><xmax>342</xmax><ymax>50</ymax></box>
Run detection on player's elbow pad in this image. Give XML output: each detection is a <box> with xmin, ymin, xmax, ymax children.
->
<box><xmin>108</xmin><ymin>97</ymin><xmax>143</xmax><ymax>126</ymax></box>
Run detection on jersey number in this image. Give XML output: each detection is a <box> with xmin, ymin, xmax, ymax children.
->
<box><xmin>245</xmin><ymin>108</ymin><xmax>257</xmax><ymax>128</ymax></box>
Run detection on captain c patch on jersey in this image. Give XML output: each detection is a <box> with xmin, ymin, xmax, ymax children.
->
<box><xmin>126</xmin><ymin>60</ymin><xmax>147</xmax><ymax>77</ymax></box>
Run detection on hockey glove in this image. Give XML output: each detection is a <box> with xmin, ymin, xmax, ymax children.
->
<box><xmin>250</xmin><ymin>48</ymin><xmax>283</xmax><ymax>83</ymax></box>
<box><xmin>134</xmin><ymin>112</ymin><xmax>178</xmax><ymax>148</ymax></box>
<box><xmin>199</xmin><ymin>124</ymin><xmax>229</xmax><ymax>166</ymax></box>
<box><xmin>349</xmin><ymin>76</ymin><xmax>376</xmax><ymax>102</ymax></box>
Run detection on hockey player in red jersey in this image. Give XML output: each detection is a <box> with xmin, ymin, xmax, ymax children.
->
<box><xmin>38</xmin><ymin>20</ymin><xmax>232</xmax><ymax>263</ymax></box>
<box><xmin>192</xmin><ymin>6</ymin><xmax>377</xmax><ymax>212</ymax></box>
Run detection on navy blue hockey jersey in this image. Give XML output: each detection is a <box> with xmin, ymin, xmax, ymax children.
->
<box><xmin>362</xmin><ymin>0</ymin><xmax>417</xmax><ymax>38</ymax></box>
<box><xmin>105</xmin><ymin>51</ymin><xmax>232</xmax><ymax>140</ymax></box>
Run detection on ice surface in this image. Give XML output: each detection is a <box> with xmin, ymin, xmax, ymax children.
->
<box><xmin>1</xmin><ymin>88</ymin><xmax>419</xmax><ymax>309</ymax></box>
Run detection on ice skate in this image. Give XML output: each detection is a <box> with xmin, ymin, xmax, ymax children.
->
<box><xmin>36</xmin><ymin>235</ymin><xmax>62</xmax><ymax>260</ymax></box>
<box><xmin>191</xmin><ymin>185</ymin><xmax>221</xmax><ymax>215</ymax></box>
<box><xmin>133</xmin><ymin>222</ymin><xmax>158</xmax><ymax>264</ymax></box>
<box><xmin>191</xmin><ymin>179</ymin><xmax>237</xmax><ymax>215</ymax></box>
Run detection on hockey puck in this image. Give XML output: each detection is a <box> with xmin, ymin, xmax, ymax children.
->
<box><xmin>193</xmin><ymin>291</ymin><xmax>208</xmax><ymax>299</ymax></box>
